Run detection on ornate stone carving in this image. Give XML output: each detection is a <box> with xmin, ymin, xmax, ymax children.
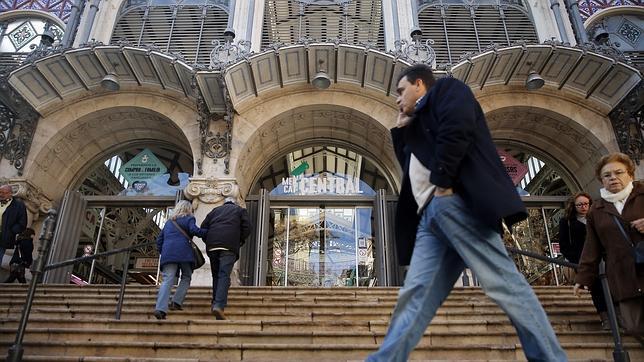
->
<box><xmin>184</xmin><ymin>177</ymin><xmax>240</xmax><ymax>205</ymax></box>
<box><xmin>392</xmin><ymin>29</ymin><xmax>436</xmax><ymax>66</ymax></box>
<box><xmin>609</xmin><ymin>82</ymin><xmax>644</xmax><ymax>164</ymax></box>
<box><xmin>0</xmin><ymin>178</ymin><xmax>53</xmax><ymax>219</ymax></box>
<box><xmin>196</xmin><ymin>77</ymin><xmax>233</xmax><ymax>175</ymax></box>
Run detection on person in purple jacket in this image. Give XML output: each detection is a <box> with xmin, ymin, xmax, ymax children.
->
<box><xmin>153</xmin><ymin>200</ymin><xmax>207</xmax><ymax>320</ymax></box>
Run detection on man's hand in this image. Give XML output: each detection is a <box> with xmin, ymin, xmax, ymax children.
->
<box><xmin>573</xmin><ymin>283</ymin><xmax>589</xmax><ymax>297</ymax></box>
<box><xmin>631</xmin><ymin>218</ymin><xmax>644</xmax><ymax>233</ymax></box>
<box><xmin>396</xmin><ymin>112</ymin><xmax>412</xmax><ymax>128</ymax></box>
<box><xmin>435</xmin><ymin>187</ymin><xmax>453</xmax><ymax>197</ymax></box>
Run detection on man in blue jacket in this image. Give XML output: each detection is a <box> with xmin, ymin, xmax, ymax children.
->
<box><xmin>367</xmin><ymin>64</ymin><xmax>566</xmax><ymax>361</ymax></box>
<box><xmin>0</xmin><ymin>185</ymin><xmax>27</xmax><ymax>266</ymax></box>
<box><xmin>201</xmin><ymin>197</ymin><xmax>250</xmax><ymax>320</ymax></box>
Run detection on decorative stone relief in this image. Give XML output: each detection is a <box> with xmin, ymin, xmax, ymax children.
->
<box><xmin>184</xmin><ymin>177</ymin><xmax>240</xmax><ymax>206</ymax></box>
<box><xmin>196</xmin><ymin>82</ymin><xmax>233</xmax><ymax>175</ymax></box>
<box><xmin>0</xmin><ymin>178</ymin><xmax>53</xmax><ymax>221</ymax></box>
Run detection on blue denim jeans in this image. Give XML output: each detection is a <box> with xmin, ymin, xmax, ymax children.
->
<box><xmin>155</xmin><ymin>262</ymin><xmax>193</xmax><ymax>313</ymax></box>
<box><xmin>207</xmin><ymin>249</ymin><xmax>237</xmax><ymax>309</ymax></box>
<box><xmin>367</xmin><ymin>194</ymin><xmax>567</xmax><ymax>362</ymax></box>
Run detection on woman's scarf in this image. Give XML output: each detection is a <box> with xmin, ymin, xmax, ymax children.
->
<box><xmin>600</xmin><ymin>181</ymin><xmax>634</xmax><ymax>214</ymax></box>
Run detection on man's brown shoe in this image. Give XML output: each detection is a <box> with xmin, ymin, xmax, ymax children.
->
<box><xmin>212</xmin><ymin>307</ymin><xmax>226</xmax><ymax>320</ymax></box>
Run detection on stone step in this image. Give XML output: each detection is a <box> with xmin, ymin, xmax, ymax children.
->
<box><xmin>2</xmin><ymin>284</ymin><xmax>633</xmax><ymax>361</ymax></box>
<box><xmin>0</xmin><ymin>298</ymin><xmax>599</xmax><ymax>315</ymax></box>
<box><xmin>0</xmin><ymin>284</ymin><xmax>584</xmax><ymax>297</ymax></box>
<box><xmin>0</xmin><ymin>326</ymin><xmax>631</xmax><ymax>345</ymax></box>
<box><xmin>1</xmin><ymin>340</ymin><xmax>641</xmax><ymax>360</ymax></box>
<box><xmin>0</xmin><ymin>305</ymin><xmax>600</xmax><ymax>322</ymax></box>
<box><xmin>0</xmin><ymin>315</ymin><xmax>608</xmax><ymax>333</ymax></box>
<box><xmin>0</xmin><ymin>292</ymin><xmax>594</xmax><ymax>304</ymax></box>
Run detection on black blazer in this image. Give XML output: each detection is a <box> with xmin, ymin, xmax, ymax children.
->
<box><xmin>201</xmin><ymin>201</ymin><xmax>251</xmax><ymax>260</ymax></box>
<box><xmin>1</xmin><ymin>198</ymin><xmax>28</xmax><ymax>249</ymax></box>
<box><xmin>558</xmin><ymin>217</ymin><xmax>586</xmax><ymax>264</ymax></box>
<box><xmin>391</xmin><ymin>77</ymin><xmax>527</xmax><ymax>265</ymax></box>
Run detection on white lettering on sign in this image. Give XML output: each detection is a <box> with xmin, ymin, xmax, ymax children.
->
<box><xmin>281</xmin><ymin>175</ymin><xmax>363</xmax><ymax>195</ymax></box>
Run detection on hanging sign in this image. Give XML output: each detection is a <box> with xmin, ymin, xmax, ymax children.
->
<box><xmin>497</xmin><ymin>149</ymin><xmax>529</xmax><ymax>186</ymax></box>
<box><xmin>119</xmin><ymin>148</ymin><xmax>167</xmax><ymax>184</ymax></box>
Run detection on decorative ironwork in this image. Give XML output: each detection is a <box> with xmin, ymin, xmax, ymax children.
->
<box><xmin>0</xmin><ymin>0</ymin><xmax>74</xmax><ymax>22</ymax></box>
<box><xmin>417</xmin><ymin>0</ymin><xmax>527</xmax><ymax>7</ymax></box>
<box><xmin>0</xmin><ymin>71</ymin><xmax>40</xmax><ymax>176</ymax></box>
<box><xmin>392</xmin><ymin>30</ymin><xmax>437</xmax><ymax>65</ymax></box>
<box><xmin>609</xmin><ymin>82</ymin><xmax>644</xmax><ymax>164</ymax></box>
<box><xmin>577</xmin><ymin>0</ymin><xmax>644</xmax><ymax>21</ymax></box>
<box><xmin>196</xmin><ymin>77</ymin><xmax>233</xmax><ymax>174</ymax></box>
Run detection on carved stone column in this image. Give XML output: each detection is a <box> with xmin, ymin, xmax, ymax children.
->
<box><xmin>183</xmin><ymin>177</ymin><xmax>242</xmax><ymax>287</ymax></box>
<box><xmin>0</xmin><ymin>178</ymin><xmax>53</xmax><ymax>224</ymax></box>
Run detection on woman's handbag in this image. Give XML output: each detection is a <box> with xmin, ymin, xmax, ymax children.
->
<box><xmin>613</xmin><ymin>216</ymin><xmax>644</xmax><ymax>265</ymax></box>
<box><xmin>171</xmin><ymin>220</ymin><xmax>206</xmax><ymax>269</ymax></box>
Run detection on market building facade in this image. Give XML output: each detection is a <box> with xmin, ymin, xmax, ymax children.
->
<box><xmin>0</xmin><ymin>0</ymin><xmax>642</xmax><ymax>287</ymax></box>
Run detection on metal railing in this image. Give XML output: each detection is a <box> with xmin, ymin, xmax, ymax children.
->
<box><xmin>507</xmin><ymin>247</ymin><xmax>631</xmax><ymax>362</ymax></box>
<box><xmin>6</xmin><ymin>209</ymin><xmax>156</xmax><ymax>362</ymax></box>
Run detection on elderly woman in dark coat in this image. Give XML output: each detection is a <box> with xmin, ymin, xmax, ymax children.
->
<box><xmin>574</xmin><ymin>152</ymin><xmax>644</xmax><ymax>335</ymax></box>
<box><xmin>153</xmin><ymin>200</ymin><xmax>207</xmax><ymax>320</ymax></box>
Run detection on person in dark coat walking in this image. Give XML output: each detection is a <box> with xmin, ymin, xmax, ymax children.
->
<box><xmin>559</xmin><ymin>192</ymin><xmax>608</xmax><ymax>329</ymax></box>
<box><xmin>4</xmin><ymin>228</ymin><xmax>34</xmax><ymax>283</ymax></box>
<box><xmin>154</xmin><ymin>200</ymin><xmax>207</xmax><ymax>320</ymax></box>
<box><xmin>366</xmin><ymin>64</ymin><xmax>566</xmax><ymax>362</ymax></box>
<box><xmin>0</xmin><ymin>185</ymin><xmax>27</xmax><ymax>266</ymax></box>
<box><xmin>201</xmin><ymin>197</ymin><xmax>250</xmax><ymax>320</ymax></box>
<box><xmin>575</xmin><ymin>152</ymin><xmax>644</xmax><ymax>335</ymax></box>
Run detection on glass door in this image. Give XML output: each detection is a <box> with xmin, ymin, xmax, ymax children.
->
<box><xmin>266</xmin><ymin>206</ymin><xmax>375</xmax><ymax>287</ymax></box>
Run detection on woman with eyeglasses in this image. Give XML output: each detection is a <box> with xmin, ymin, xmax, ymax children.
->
<box><xmin>559</xmin><ymin>192</ymin><xmax>609</xmax><ymax>329</ymax></box>
<box><xmin>574</xmin><ymin>152</ymin><xmax>643</xmax><ymax>335</ymax></box>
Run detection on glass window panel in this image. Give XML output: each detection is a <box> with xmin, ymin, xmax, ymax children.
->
<box><xmin>267</xmin><ymin>208</ymin><xmax>288</xmax><ymax>286</ymax></box>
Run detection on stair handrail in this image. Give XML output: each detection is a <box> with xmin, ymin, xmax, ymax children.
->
<box><xmin>506</xmin><ymin>247</ymin><xmax>630</xmax><ymax>362</ymax></box>
<box><xmin>7</xmin><ymin>208</ymin><xmax>156</xmax><ymax>362</ymax></box>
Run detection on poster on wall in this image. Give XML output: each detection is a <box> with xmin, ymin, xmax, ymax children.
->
<box><xmin>497</xmin><ymin>149</ymin><xmax>529</xmax><ymax>186</ymax></box>
<box><xmin>118</xmin><ymin>148</ymin><xmax>189</xmax><ymax>196</ymax></box>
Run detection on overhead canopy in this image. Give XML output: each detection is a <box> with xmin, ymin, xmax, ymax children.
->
<box><xmin>7</xmin><ymin>42</ymin><xmax>642</xmax><ymax>116</ymax></box>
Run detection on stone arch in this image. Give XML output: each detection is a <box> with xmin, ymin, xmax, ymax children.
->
<box><xmin>0</xmin><ymin>9</ymin><xmax>66</xmax><ymax>28</ymax></box>
<box><xmin>233</xmin><ymin>101</ymin><xmax>400</xmax><ymax>197</ymax></box>
<box><xmin>24</xmin><ymin>93</ymin><xmax>200</xmax><ymax>201</ymax></box>
<box><xmin>485</xmin><ymin>105</ymin><xmax>611</xmax><ymax>194</ymax></box>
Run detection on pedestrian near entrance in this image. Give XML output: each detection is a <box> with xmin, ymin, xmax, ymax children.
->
<box><xmin>366</xmin><ymin>64</ymin><xmax>566</xmax><ymax>361</ymax></box>
<box><xmin>0</xmin><ymin>184</ymin><xmax>28</xmax><ymax>268</ymax></box>
<box><xmin>574</xmin><ymin>152</ymin><xmax>644</xmax><ymax>335</ymax></box>
<box><xmin>201</xmin><ymin>197</ymin><xmax>250</xmax><ymax>320</ymax></box>
<box><xmin>4</xmin><ymin>228</ymin><xmax>34</xmax><ymax>283</ymax></box>
<box><xmin>559</xmin><ymin>192</ymin><xmax>609</xmax><ymax>329</ymax></box>
<box><xmin>154</xmin><ymin>200</ymin><xmax>207</xmax><ymax>320</ymax></box>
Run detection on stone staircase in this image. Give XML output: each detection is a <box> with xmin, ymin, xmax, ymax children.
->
<box><xmin>0</xmin><ymin>284</ymin><xmax>642</xmax><ymax>361</ymax></box>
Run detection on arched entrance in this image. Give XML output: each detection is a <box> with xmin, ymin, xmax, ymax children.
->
<box><xmin>235</xmin><ymin>105</ymin><xmax>403</xmax><ymax>286</ymax></box>
<box><xmin>485</xmin><ymin>106</ymin><xmax>612</xmax><ymax>286</ymax></box>
<box><xmin>25</xmin><ymin>106</ymin><xmax>197</xmax><ymax>284</ymax></box>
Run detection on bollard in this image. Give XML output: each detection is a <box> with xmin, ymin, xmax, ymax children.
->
<box><xmin>7</xmin><ymin>209</ymin><xmax>58</xmax><ymax>362</ymax></box>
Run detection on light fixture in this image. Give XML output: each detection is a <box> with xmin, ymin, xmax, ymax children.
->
<box><xmin>312</xmin><ymin>59</ymin><xmax>331</xmax><ymax>89</ymax></box>
<box><xmin>101</xmin><ymin>73</ymin><xmax>120</xmax><ymax>91</ymax></box>
<box><xmin>525</xmin><ymin>70</ymin><xmax>544</xmax><ymax>91</ymax></box>
<box><xmin>40</xmin><ymin>27</ymin><xmax>55</xmax><ymax>47</ymax></box>
<box><xmin>592</xmin><ymin>25</ymin><xmax>610</xmax><ymax>44</ymax></box>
